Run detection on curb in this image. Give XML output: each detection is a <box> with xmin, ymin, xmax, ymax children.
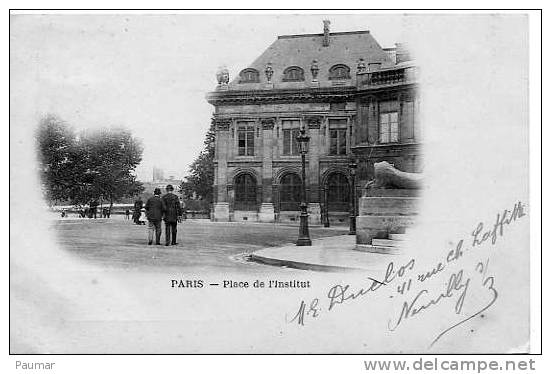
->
<box><xmin>250</xmin><ymin>252</ymin><xmax>366</xmax><ymax>273</ymax></box>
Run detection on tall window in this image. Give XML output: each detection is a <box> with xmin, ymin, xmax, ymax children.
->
<box><xmin>234</xmin><ymin>173</ymin><xmax>257</xmax><ymax>211</ymax></box>
<box><xmin>327</xmin><ymin>173</ymin><xmax>349</xmax><ymax>212</ymax></box>
<box><xmin>279</xmin><ymin>173</ymin><xmax>301</xmax><ymax>211</ymax></box>
<box><xmin>329</xmin><ymin>119</ymin><xmax>347</xmax><ymax>155</ymax></box>
<box><xmin>282</xmin><ymin>120</ymin><xmax>300</xmax><ymax>155</ymax></box>
<box><xmin>237</xmin><ymin>123</ymin><xmax>255</xmax><ymax>156</ymax></box>
<box><xmin>379</xmin><ymin>112</ymin><xmax>399</xmax><ymax>143</ymax></box>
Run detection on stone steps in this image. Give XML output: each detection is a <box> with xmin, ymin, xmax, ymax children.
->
<box><xmin>355</xmin><ymin>244</ymin><xmax>401</xmax><ymax>255</ymax></box>
<box><xmin>372</xmin><ymin>238</ymin><xmax>402</xmax><ymax>247</ymax></box>
<box><xmin>389</xmin><ymin>233</ymin><xmax>406</xmax><ymax>241</ymax></box>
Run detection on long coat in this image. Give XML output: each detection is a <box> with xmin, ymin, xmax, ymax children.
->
<box><xmin>161</xmin><ymin>193</ymin><xmax>182</xmax><ymax>223</ymax></box>
<box><xmin>145</xmin><ymin>196</ymin><xmax>165</xmax><ymax>221</ymax></box>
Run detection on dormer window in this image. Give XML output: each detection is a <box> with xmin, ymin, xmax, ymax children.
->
<box><xmin>282</xmin><ymin>66</ymin><xmax>305</xmax><ymax>82</ymax></box>
<box><xmin>329</xmin><ymin>64</ymin><xmax>351</xmax><ymax>80</ymax></box>
<box><xmin>238</xmin><ymin>68</ymin><xmax>260</xmax><ymax>83</ymax></box>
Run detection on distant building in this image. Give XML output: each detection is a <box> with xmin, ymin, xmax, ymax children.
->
<box><xmin>207</xmin><ymin>21</ymin><xmax>421</xmax><ymax>223</ymax></box>
<box><xmin>152</xmin><ymin>166</ymin><xmax>165</xmax><ymax>182</ymax></box>
<box><xmin>141</xmin><ymin>168</ymin><xmax>181</xmax><ymax>194</ymax></box>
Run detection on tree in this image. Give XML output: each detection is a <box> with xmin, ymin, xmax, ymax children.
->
<box><xmin>36</xmin><ymin>114</ymin><xmax>144</xmax><ymax>206</ymax></box>
<box><xmin>36</xmin><ymin>115</ymin><xmax>80</xmax><ymax>203</ymax></box>
<box><xmin>180</xmin><ymin>122</ymin><xmax>215</xmax><ymax>204</ymax></box>
<box><xmin>79</xmin><ymin>127</ymin><xmax>144</xmax><ymax>208</ymax></box>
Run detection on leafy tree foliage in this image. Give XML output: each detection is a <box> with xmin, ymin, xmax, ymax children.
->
<box><xmin>180</xmin><ymin>122</ymin><xmax>215</xmax><ymax>205</ymax></box>
<box><xmin>37</xmin><ymin>115</ymin><xmax>144</xmax><ymax>206</ymax></box>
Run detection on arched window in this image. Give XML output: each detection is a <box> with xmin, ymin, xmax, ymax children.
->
<box><xmin>279</xmin><ymin>173</ymin><xmax>302</xmax><ymax>211</ymax></box>
<box><xmin>234</xmin><ymin>173</ymin><xmax>257</xmax><ymax>211</ymax></box>
<box><xmin>282</xmin><ymin>66</ymin><xmax>305</xmax><ymax>82</ymax></box>
<box><xmin>238</xmin><ymin>68</ymin><xmax>260</xmax><ymax>83</ymax></box>
<box><xmin>329</xmin><ymin>64</ymin><xmax>351</xmax><ymax>80</ymax></box>
<box><xmin>326</xmin><ymin>172</ymin><xmax>349</xmax><ymax>211</ymax></box>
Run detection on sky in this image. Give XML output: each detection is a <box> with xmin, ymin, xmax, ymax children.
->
<box><xmin>11</xmin><ymin>13</ymin><xmax>409</xmax><ymax>181</ymax></box>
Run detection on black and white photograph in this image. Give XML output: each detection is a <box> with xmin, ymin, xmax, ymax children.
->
<box><xmin>9</xmin><ymin>10</ymin><xmax>539</xmax><ymax>360</ymax></box>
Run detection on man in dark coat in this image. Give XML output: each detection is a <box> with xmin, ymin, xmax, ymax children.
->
<box><xmin>161</xmin><ymin>184</ymin><xmax>182</xmax><ymax>246</ymax></box>
<box><xmin>145</xmin><ymin>188</ymin><xmax>165</xmax><ymax>245</ymax></box>
<box><xmin>133</xmin><ymin>198</ymin><xmax>143</xmax><ymax>224</ymax></box>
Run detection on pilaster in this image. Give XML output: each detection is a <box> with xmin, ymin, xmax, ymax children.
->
<box><xmin>213</xmin><ymin>118</ymin><xmax>231</xmax><ymax>203</ymax></box>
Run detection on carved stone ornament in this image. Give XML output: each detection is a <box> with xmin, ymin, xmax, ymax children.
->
<box><xmin>310</xmin><ymin>59</ymin><xmax>319</xmax><ymax>81</ymax></box>
<box><xmin>305</xmin><ymin>116</ymin><xmax>322</xmax><ymax>129</ymax></box>
<box><xmin>216</xmin><ymin>66</ymin><xmax>230</xmax><ymax>85</ymax></box>
<box><xmin>212</xmin><ymin>118</ymin><xmax>231</xmax><ymax>131</ymax></box>
<box><xmin>264</xmin><ymin>63</ymin><xmax>274</xmax><ymax>83</ymax></box>
<box><xmin>260</xmin><ymin>118</ymin><xmax>276</xmax><ymax>130</ymax></box>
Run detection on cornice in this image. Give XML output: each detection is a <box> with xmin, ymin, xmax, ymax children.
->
<box><xmin>206</xmin><ymin>87</ymin><xmax>357</xmax><ymax>106</ymax></box>
<box><xmin>206</xmin><ymin>84</ymin><xmax>417</xmax><ymax>106</ymax></box>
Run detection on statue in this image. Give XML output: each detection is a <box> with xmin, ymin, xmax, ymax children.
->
<box><xmin>216</xmin><ymin>66</ymin><xmax>229</xmax><ymax>85</ymax></box>
<box><xmin>265</xmin><ymin>62</ymin><xmax>273</xmax><ymax>83</ymax></box>
<box><xmin>363</xmin><ymin>161</ymin><xmax>422</xmax><ymax>193</ymax></box>
<box><xmin>357</xmin><ymin>58</ymin><xmax>366</xmax><ymax>73</ymax></box>
<box><xmin>322</xmin><ymin>20</ymin><xmax>331</xmax><ymax>47</ymax></box>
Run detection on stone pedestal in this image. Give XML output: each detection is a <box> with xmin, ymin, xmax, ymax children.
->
<box><xmin>308</xmin><ymin>203</ymin><xmax>321</xmax><ymax>225</ymax></box>
<box><xmin>356</xmin><ymin>196</ymin><xmax>419</xmax><ymax>245</ymax></box>
<box><xmin>258</xmin><ymin>203</ymin><xmax>275</xmax><ymax>222</ymax></box>
<box><xmin>213</xmin><ymin>202</ymin><xmax>230</xmax><ymax>222</ymax></box>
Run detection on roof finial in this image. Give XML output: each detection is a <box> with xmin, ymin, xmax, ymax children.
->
<box><xmin>323</xmin><ymin>20</ymin><xmax>330</xmax><ymax>47</ymax></box>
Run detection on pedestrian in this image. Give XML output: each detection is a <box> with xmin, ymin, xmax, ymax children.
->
<box><xmin>161</xmin><ymin>184</ymin><xmax>182</xmax><ymax>246</ymax></box>
<box><xmin>133</xmin><ymin>197</ymin><xmax>143</xmax><ymax>224</ymax></box>
<box><xmin>138</xmin><ymin>208</ymin><xmax>147</xmax><ymax>225</ymax></box>
<box><xmin>89</xmin><ymin>200</ymin><xmax>99</xmax><ymax>219</ymax></box>
<box><xmin>145</xmin><ymin>188</ymin><xmax>165</xmax><ymax>245</ymax></box>
<box><xmin>125</xmin><ymin>209</ymin><xmax>130</xmax><ymax>220</ymax></box>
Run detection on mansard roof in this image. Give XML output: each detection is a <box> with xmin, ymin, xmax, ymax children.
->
<box><xmin>228</xmin><ymin>30</ymin><xmax>394</xmax><ymax>90</ymax></box>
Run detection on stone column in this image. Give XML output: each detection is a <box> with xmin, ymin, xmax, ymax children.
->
<box><xmin>306</xmin><ymin>116</ymin><xmax>322</xmax><ymax>224</ymax></box>
<box><xmin>213</xmin><ymin>118</ymin><xmax>231</xmax><ymax>221</ymax></box>
<box><xmin>258</xmin><ymin>118</ymin><xmax>275</xmax><ymax>222</ymax></box>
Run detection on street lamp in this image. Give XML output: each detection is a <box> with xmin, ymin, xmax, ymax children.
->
<box><xmin>348</xmin><ymin>161</ymin><xmax>358</xmax><ymax>235</ymax></box>
<box><xmin>296</xmin><ymin>128</ymin><xmax>312</xmax><ymax>246</ymax></box>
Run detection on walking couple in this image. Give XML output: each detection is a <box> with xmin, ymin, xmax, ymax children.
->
<box><xmin>144</xmin><ymin>184</ymin><xmax>183</xmax><ymax>246</ymax></box>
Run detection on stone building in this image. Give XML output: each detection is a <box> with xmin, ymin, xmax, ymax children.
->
<box><xmin>206</xmin><ymin>21</ymin><xmax>421</xmax><ymax>223</ymax></box>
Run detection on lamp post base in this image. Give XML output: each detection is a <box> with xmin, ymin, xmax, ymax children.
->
<box><xmin>296</xmin><ymin>235</ymin><xmax>312</xmax><ymax>246</ymax></box>
<box><xmin>296</xmin><ymin>206</ymin><xmax>312</xmax><ymax>246</ymax></box>
<box><xmin>349</xmin><ymin>215</ymin><xmax>357</xmax><ymax>235</ymax></box>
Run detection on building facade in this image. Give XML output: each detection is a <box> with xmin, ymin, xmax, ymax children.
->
<box><xmin>207</xmin><ymin>22</ymin><xmax>421</xmax><ymax>223</ymax></box>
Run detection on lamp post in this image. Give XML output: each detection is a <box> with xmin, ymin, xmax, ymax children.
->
<box><xmin>296</xmin><ymin>128</ymin><xmax>312</xmax><ymax>246</ymax></box>
<box><xmin>348</xmin><ymin>161</ymin><xmax>358</xmax><ymax>235</ymax></box>
<box><xmin>323</xmin><ymin>187</ymin><xmax>330</xmax><ymax>227</ymax></box>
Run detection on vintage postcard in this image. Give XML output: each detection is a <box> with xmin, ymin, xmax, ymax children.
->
<box><xmin>9</xmin><ymin>12</ymin><xmax>537</xmax><ymax>355</ymax></box>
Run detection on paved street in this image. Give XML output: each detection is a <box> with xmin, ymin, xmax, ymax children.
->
<box><xmin>53</xmin><ymin>217</ymin><xmax>348</xmax><ymax>272</ymax></box>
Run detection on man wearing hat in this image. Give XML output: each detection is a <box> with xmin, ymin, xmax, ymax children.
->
<box><xmin>161</xmin><ymin>184</ymin><xmax>182</xmax><ymax>246</ymax></box>
<box><xmin>145</xmin><ymin>188</ymin><xmax>165</xmax><ymax>245</ymax></box>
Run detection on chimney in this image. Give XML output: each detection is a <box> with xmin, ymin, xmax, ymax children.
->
<box><xmin>323</xmin><ymin>20</ymin><xmax>330</xmax><ymax>47</ymax></box>
<box><xmin>395</xmin><ymin>43</ymin><xmax>411</xmax><ymax>63</ymax></box>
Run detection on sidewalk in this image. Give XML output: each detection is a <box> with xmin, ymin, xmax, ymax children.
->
<box><xmin>251</xmin><ymin>234</ymin><xmax>400</xmax><ymax>273</ymax></box>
